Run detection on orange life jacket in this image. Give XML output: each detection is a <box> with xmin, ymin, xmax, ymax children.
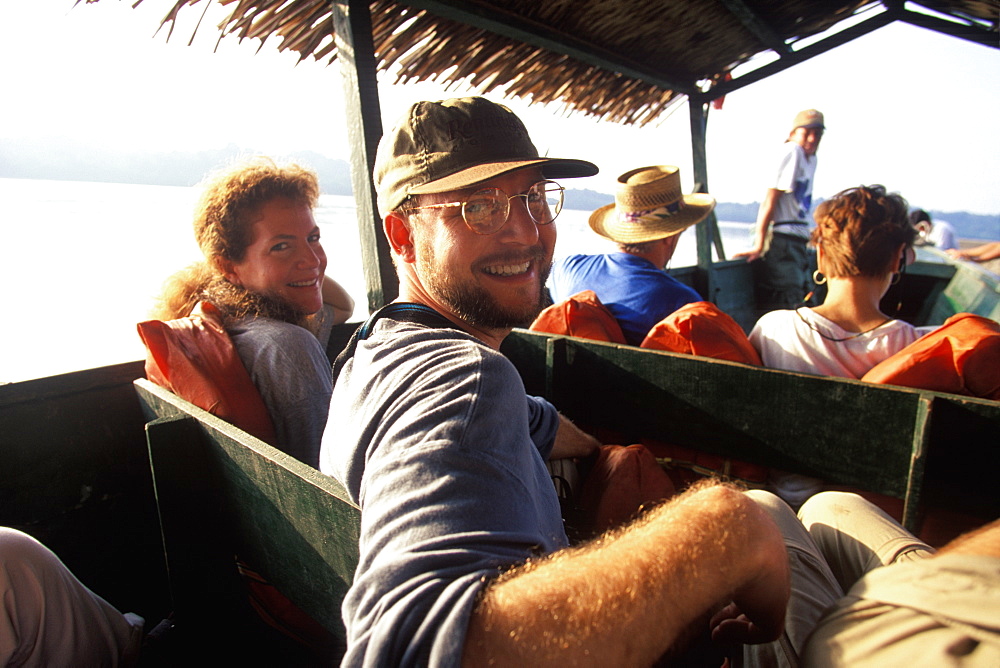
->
<box><xmin>530</xmin><ymin>290</ymin><xmax>627</xmax><ymax>343</ymax></box>
<box><xmin>861</xmin><ymin>313</ymin><xmax>1000</xmax><ymax>400</ymax></box>
<box><xmin>578</xmin><ymin>444</ymin><xmax>676</xmax><ymax>533</ymax></box>
<box><xmin>640</xmin><ymin>301</ymin><xmax>763</xmax><ymax>366</ymax></box>
<box><xmin>136</xmin><ymin>302</ymin><xmax>278</xmax><ymax>443</ymax></box>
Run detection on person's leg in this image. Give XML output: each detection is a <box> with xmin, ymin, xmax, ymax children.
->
<box><xmin>802</xmin><ymin>537</ymin><xmax>1000</xmax><ymax>666</ymax></box>
<box><xmin>755</xmin><ymin>235</ymin><xmax>811</xmax><ymax>314</ymax></box>
<box><xmin>0</xmin><ymin>528</ymin><xmax>144</xmax><ymax>667</ymax></box>
<box><xmin>741</xmin><ymin>490</ymin><xmax>844</xmax><ymax>668</ymax></box>
<box><xmin>797</xmin><ymin>492</ymin><xmax>934</xmax><ymax>592</ymax></box>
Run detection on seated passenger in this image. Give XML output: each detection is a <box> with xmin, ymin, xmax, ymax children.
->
<box><xmin>0</xmin><ymin>527</ymin><xmax>144</xmax><ymax>666</ymax></box>
<box><xmin>548</xmin><ymin>165</ymin><xmax>715</xmax><ymax>346</ymax></box>
<box><xmin>909</xmin><ymin>208</ymin><xmax>958</xmax><ymax>251</ymax></box>
<box><xmin>153</xmin><ymin>158</ymin><xmax>354</xmax><ymax>468</ymax></box>
<box><xmin>749</xmin><ymin>185</ymin><xmax>930</xmax><ymax>509</ymax></box>
<box><xmin>750</xmin><ymin>184</ymin><xmax>930</xmax><ymax>379</ymax></box>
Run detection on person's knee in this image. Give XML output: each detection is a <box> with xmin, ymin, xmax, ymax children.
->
<box><xmin>746</xmin><ymin>489</ymin><xmax>802</xmax><ymax>529</ymax></box>
<box><xmin>798</xmin><ymin>491</ymin><xmax>916</xmax><ymax>531</ymax></box>
<box><xmin>0</xmin><ymin>527</ymin><xmax>52</xmax><ymax>569</ymax></box>
<box><xmin>797</xmin><ymin>491</ymin><xmax>873</xmax><ymax>528</ymax></box>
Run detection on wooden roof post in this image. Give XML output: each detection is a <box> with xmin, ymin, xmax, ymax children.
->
<box><xmin>333</xmin><ymin>0</ymin><xmax>398</xmax><ymax>313</ymax></box>
<box><xmin>688</xmin><ymin>99</ymin><xmax>722</xmax><ymax>301</ymax></box>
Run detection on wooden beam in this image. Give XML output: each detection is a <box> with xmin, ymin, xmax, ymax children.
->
<box><xmin>692</xmin><ymin>10</ymin><xmax>896</xmax><ymax>103</ymax></box>
<box><xmin>333</xmin><ymin>0</ymin><xmax>397</xmax><ymax>312</ymax></box>
<box><xmin>688</xmin><ymin>100</ymin><xmax>720</xmax><ymax>302</ymax></box>
<box><xmin>897</xmin><ymin>8</ymin><xmax>1000</xmax><ymax>49</ymax></box>
<box><xmin>395</xmin><ymin>0</ymin><xmax>698</xmax><ymax>95</ymax></box>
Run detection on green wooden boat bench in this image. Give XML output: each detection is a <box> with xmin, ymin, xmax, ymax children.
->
<box><xmin>922</xmin><ymin>256</ymin><xmax>1000</xmax><ymax>324</ymax></box>
<box><xmin>133</xmin><ymin>378</ymin><xmax>360</xmax><ymax>662</ymax></box>
<box><xmin>503</xmin><ymin>330</ymin><xmax>1000</xmax><ymax>536</ymax></box>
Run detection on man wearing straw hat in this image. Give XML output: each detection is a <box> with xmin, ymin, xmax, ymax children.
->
<box><xmin>549</xmin><ymin>165</ymin><xmax>715</xmax><ymax>345</ymax></box>
<box><xmin>319</xmin><ymin>97</ymin><xmax>996</xmax><ymax>667</ymax></box>
<box><xmin>736</xmin><ymin>109</ymin><xmax>825</xmax><ymax>316</ymax></box>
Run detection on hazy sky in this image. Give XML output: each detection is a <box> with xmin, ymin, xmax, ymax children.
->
<box><xmin>2</xmin><ymin>1</ymin><xmax>999</xmax><ymax>215</ymax></box>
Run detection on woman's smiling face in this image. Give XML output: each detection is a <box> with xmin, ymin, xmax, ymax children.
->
<box><xmin>225</xmin><ymin>196</ymin><xmax>327</xmax><ymax>316</ymax></box>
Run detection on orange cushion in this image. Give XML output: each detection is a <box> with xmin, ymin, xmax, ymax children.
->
<box><xmin>640</xmin><ymin>301</ymin><xmax>762</xmax><ymax>366</ymax></box>
<box><xmin>530</xmin><ymin>291</ymin><xmax>627</xmax><ymax>344</ymax></box>
<box><xmin>136</xmin><ymin>303</ymin><xmax>278</xmax><ymax>443</ymax></box>
<box><xmin>861</xmin><ymin>313</ymin><xmax>1000</xmax><ymax>400</ymax></box>
<box><xmin>579</xmin><ymin>444</ymin><xmax>676</xmax><ymax>533</ymax></box>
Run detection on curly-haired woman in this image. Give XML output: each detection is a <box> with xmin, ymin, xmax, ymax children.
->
<box><xmin>155</xmin><ymin>157</ymin><xmax>354</xmax><ymax>467</ymax></box>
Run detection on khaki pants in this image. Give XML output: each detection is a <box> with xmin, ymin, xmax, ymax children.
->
<box><xmin>0</xmin><ymin>527</ymin><xmax>144</xmax><ymax>667</ymax></box>
<box><xmin>742</xmin><ymin>491</ymin><xmax>935</xmax><ymax>667</ymax></box>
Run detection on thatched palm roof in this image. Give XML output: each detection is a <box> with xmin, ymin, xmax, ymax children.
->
<box><xmin>98</xmin><ymin>0</ymin><xmax>998</xmax><ymax>126</ymax></box>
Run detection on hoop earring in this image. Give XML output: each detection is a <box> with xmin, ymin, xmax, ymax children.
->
<box><xmin>812</xmin><ymin>270</ymin><xmax>827</xmax><ymax>285</ymax></box>
<box><xmin>890</xmin><ymin>257</ymin><xmax>906</xmax><ymax>286</ymax></box>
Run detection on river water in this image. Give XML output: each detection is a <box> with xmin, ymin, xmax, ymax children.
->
<box><xmin>0</xmin><ymin>177</ymin><xmax>755</xmax><ymax>383</ymax></box>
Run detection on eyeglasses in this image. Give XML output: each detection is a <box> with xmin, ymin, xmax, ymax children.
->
<box><xmin>407</xmin><ymin>180</ymin><xmax>565</xmax><ymax>235</ymax></box>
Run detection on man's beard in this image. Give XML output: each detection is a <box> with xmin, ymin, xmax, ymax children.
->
<box><xmin>418</xmin><ymin>245</ymin><xmax>550</xmax><ymax>330</ymax></box>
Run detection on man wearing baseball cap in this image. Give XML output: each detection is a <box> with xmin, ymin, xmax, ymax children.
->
<box><xmin>317</xmin><ymin>97</ymin><xmax>1000</xmax><ymax>667</ymax></box>
<box><xmin>319</xmin><ymin>97</ymin><xmax>804</xmax><ymax>665</ymax></box>
<box><xmin>737</xmin><ymin>109</ymin><xmax>825</xmax><ymax>317</ymax></box>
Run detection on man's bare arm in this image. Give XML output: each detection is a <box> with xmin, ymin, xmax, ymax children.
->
<box><xmin>735</xmin><ymin>188</ymin><xmax>783</xmax><ymax>262</ymax></box>
<box><xmin>947</xmin><ymin>241</ymin><xmax>1000</xmax><ymax>263</ymax></box>
<box><xmin>936</xmin><ymin>518</ymin><xmax>1000</xmax><ymax>557</ymax></box>
<box><xmin>462</xmin><ymin>483</ymin><xmax>789</xmax><ymax>667</ymax></box>
<box><xmin>550</xmin><ymin>414</ymin><xmax>601</xmax><ymax>460</ymax></box>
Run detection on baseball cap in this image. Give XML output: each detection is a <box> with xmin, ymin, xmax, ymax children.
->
<box><xmin>792</xmin><ymin>109</ymin><xmax>825</xmax><ymax>131</ymax></box>
<box><xmin>374</xmin><ymin>97</ymin><xmax>598</xmax><ymax>216</ymax></box>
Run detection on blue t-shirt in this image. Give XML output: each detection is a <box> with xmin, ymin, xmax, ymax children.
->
<box><xmin>320</xmin><ymin>318</ymin><xmax>565</xmax><ymax>666</ymax></box>
<box><xmin>549</xmin><ymin>252</ymin><xmax>702</xmax><ymax>345</ymax></box>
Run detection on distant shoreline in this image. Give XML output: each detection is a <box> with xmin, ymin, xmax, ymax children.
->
<box><xmin>1</xmin><ymin>173</ymin><xmax>998</xmax><ymax>242</ymax></box>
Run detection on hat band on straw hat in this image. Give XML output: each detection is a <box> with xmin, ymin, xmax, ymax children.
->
<box><xmin>622</xmin><ymin>201</ymin><xmax>684</xmax><ymax>224</ymax></box>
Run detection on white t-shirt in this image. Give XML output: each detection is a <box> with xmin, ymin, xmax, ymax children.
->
<box><xmin>749</xmin><ymin>308</ymin><xmax>933</xmax><ymax>379</ymax></box>
<box><xmin>771</xmin><ymin>142</ymin><xmax>818</xmax><ymax>234</ymax></box>
<box><xmin>750</xmin><ymin>307</ymin><xmax>934</xmax><ymax>508</ymax></box>
<box><xmin>928</xmin><ymin>220</ymin><xmax>959</xmax><ymax>251</ymax></box>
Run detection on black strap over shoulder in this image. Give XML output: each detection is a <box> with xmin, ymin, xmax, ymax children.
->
<box><xmin>332</xmin><ymin>302</ymin><xmax>457</xmax><ymax>383</ymax></box>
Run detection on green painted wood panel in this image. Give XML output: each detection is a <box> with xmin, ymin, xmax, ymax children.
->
<box><xmin>504</xmin><ymin>330</ymin><xmax>1000</xmax><ymax>529</ymax></box>
<box><xmin>136</xmin><ymin>379</ymin><xmax>361</xmax><ymax>643</ymax></box>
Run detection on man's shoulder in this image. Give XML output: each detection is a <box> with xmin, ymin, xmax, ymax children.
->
<box><xmin>778</xmin><ymin>141</ymin><xmax>807</xmax><ymax>162</ymax></box>
<box><xmin>366</xmin><ymin>318</ymin><xmax>505</xmax><ymax>368</ymax></box>
<box><xmin>555</xmin><ymin>253</ymin><xmax>606</xmax><ymax>270</ymax></box>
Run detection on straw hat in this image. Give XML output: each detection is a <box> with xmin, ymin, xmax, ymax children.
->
<box><xmin>588</xmin><ymin>166</ymin><xmax>716</xmax><ymax>244</ymax></box>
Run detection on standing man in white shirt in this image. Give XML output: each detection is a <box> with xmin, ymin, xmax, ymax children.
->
<box><xmin>737</xmin><ymin>109</ymin><xmax>825</xmax><ymax>317</ymax></box>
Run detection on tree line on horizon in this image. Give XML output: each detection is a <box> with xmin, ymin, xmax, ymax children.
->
<box><xmin>2</xmin><ymin>139</ymin><xmax>998</xmax><ymax>239</ymax></box>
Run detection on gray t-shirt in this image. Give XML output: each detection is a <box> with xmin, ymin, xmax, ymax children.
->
<box><xmin>229</xmin><ymin>317</ymin><xmax>332</xmax><ymax>468</ymax></box>
<box><xmin>320</xmin><ymin>318</ymin><xmax>564</xmax><ymax>666</ymax></box>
